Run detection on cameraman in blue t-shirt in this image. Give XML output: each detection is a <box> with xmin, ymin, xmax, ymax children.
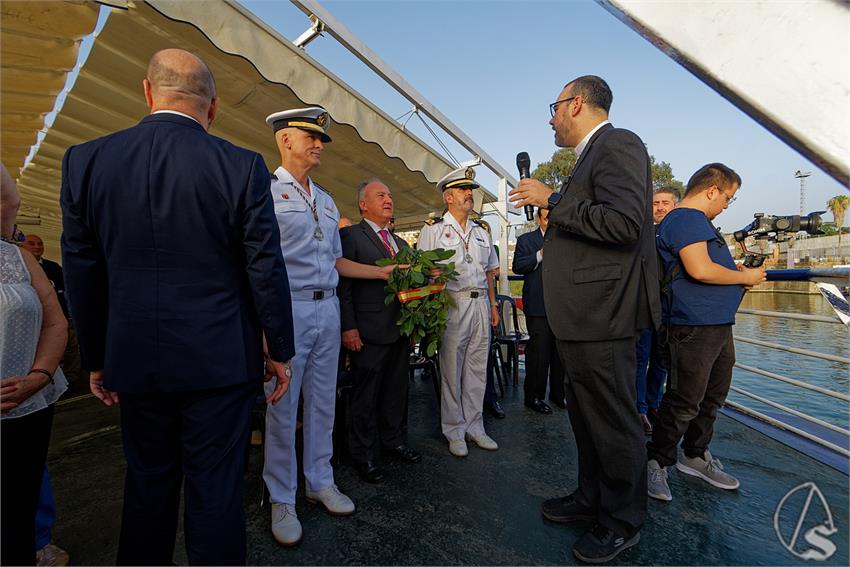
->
<box><xmin>646</xmin><ymin>163</ymin><xmax>766</xmax><ymax>502</ymax></box>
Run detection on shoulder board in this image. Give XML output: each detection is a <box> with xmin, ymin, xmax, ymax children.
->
<box><xmin>270</xmin><ymin>172</ymin><xmax>278</xmax><ymax>181</ymax></box>
<box><xmin>313</xmin><ymin>182</ymin><xmax>333</xmax><ymax>198</ymax></box>
<box><xmin>424</xmin><ymin>216</ymin><xmax>443</xmax><ymax>226</ymax></box>
<box><xmin>472</xmin><ymin>218</ymin><xmax>491</xmax><ymax>234</ymax></box>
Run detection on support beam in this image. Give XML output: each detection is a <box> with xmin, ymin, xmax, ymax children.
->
<box><xmin>289</xmin><ymin>0</ymin><xmax>517</xmax><ymax>190</ymax></box>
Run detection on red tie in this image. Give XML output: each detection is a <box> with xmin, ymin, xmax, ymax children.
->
<box><xmin>379</xmin><ymin>229</ymin><xmax>396</xmax><ymax>257</ymax></box>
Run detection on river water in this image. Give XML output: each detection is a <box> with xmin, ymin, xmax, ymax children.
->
<box><xmin>731</xmin><ymin>292</ymin><xmax>849</xmax><ymax>429</ymax></box>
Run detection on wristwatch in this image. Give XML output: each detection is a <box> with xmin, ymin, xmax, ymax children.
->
<box><xmin>547</xmin><ymin>191</ymin><xmax>562</xmax><ymax>210</ymax></box>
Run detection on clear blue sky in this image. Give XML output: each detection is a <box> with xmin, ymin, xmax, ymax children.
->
<box><xmin>242</xmin><ymin>0</ymin><xmax>845</xmax><ymax>234</ymax></box>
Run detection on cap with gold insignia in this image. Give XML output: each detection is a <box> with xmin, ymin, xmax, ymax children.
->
<box><xmin>436</xmin><ymin>166</ymin><xmax>480</xmax><ymax>192</ymax></box>
<box><xmin>265</xmin><ymin>106</ymin><xmax>332</xmax><ymax>142</ymax></box>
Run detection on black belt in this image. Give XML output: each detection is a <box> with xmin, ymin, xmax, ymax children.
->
<box><xmin>292</xmin><ymin>289</ymin><xmax>336</xmax><ymax>301</ymax></box>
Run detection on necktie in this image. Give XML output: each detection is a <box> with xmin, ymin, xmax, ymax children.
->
<box><xmin>378</xmin><ymin>229</ymin><xmax>396</xmax><ymax>257</ymax></box>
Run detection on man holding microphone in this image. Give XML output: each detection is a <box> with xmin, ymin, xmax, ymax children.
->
<box><xmin>509</xmin><ymin>76</ymin><xmax>660</xmax><ymax>563</ymax></box>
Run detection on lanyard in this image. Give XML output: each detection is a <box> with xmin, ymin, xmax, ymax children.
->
<box><xmin>449</xmin><ymin>225</ymin><xmax>474</xmax><ymax>263</ymax></box>
<box><xmin>292</xmin><ymin>184</ymin><xmax>319</xmax><ymax>224</ymax></box>
<box><xmin>289</xmin><ymin>182</ymin><xmax>324</xmax><ymax>241</ymax></box>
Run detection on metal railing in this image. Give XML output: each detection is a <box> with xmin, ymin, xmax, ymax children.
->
<box><xmin>731</xmin><ymin>308</ymin><xmax>849</xmax><ymax>458</ymax></box>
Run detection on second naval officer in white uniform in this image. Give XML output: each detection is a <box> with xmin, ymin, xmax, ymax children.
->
<box><xmin>263</xmin><ymin>107</ymin><xmax>394</xmax><ymax>546</ymax></box>
<box><xmin>417</xmin><ymin>166</ymin><xmax>501</xmax><ymax>458</ymax></box>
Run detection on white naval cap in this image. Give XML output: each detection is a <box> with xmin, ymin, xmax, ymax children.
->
<box><xmin>436</xmin><ymin>165</ymin><xmax>480</xmax><ymax>192</ymax></box>
<box><xmin>265</xmin><ymin>106</ymin><xmax>332</xmax><ymax>142</ymax></box>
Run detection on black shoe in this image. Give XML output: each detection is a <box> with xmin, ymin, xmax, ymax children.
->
<box><xmin>354</xmin><ymin>461</ymin><xmax>385</xmax><ymax>483</ymax></box>
<box><xmin>525</xmin><ymin>398</ymin><xmax>552</xmax><ymax>414</ymax></box>
<box><xmin>386</xmin><ymin>444</ymin><xmax>422</xmax><ymax>463</ymax></box>
<box><xmin>541</xmin><ymin>494</ymin><xmax>595</xmax><ymax>524</ymax></box>
<box><xmin>573</xmin><ymin>524</ymin><xmax>640</xmax><ymax>564</ymax></box>
<box><xmin>549</xmin><ymin>397</ymin><xmax>567</xmax><ymax>409</ymax></box>
<box><xmin>484</xmin><ymin>400</ymin><xmax>506</xmax><ymax>419</ymax></box>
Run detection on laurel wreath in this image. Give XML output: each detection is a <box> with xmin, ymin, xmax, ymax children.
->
<box><xmin>377</xmin><ymin>247</ymin><xmax>459</xmax><ymax>356</ymax></box>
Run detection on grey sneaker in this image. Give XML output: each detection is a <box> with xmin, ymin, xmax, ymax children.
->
<box><xmin>676</xmin><ymin>449</ymin><xmax>740</xmax><ymax>490</ymax></box>
<box><xmin>647</xmin><ymin>459</ymin><xmax>672</xmax><ymax>501</ymax></box>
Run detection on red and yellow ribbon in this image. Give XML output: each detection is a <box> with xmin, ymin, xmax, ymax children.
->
<box><xmin>396</xmin><ymin>282</ymin><xmax>447</xmax><ymax>303</ymax></box>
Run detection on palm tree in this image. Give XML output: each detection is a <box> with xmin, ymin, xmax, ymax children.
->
<box><xmin>827</xmin><ymin>195</ymin><xmax>849</xmax><ymax>246</ymax></box>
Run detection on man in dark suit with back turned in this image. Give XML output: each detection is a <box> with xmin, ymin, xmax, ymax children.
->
<box><xmin>60</xmin><ymin>49</ymin><xmax>295</xmax><ymax>566</ymax></box>
<box><xmin>510</xmin><ymin>75</ymin><xmax>660</xmax><ymax>563</ymax></box>
<box><xmin>339</xmin><ymin>179</ymin><xmax>421</xmax><ymax>484</ymax></box>
<box><xmin>512</xmin><ymin>208</ymin><xmax>564</xmax><ymax>414</ymax></box>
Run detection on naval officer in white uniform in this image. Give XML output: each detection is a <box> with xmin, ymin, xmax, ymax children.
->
<box><xmin>263</xmin><ymin>107</ymin><xmax>395</xmax><ymax>546</ymax></box>
<box><xmin>417</xmin><ymin>166</ymin><xmax>500</xmax><ymax>457</ymax></box>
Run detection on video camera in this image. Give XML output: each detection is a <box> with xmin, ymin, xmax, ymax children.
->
<box><xmin>733</xmin><ymin>212</ymin><xmax>824</xmax><ymax>267</ymax></box>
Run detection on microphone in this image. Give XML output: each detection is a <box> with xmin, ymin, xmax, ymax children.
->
<box><xmin>516</xmin><ymin>152</ymin><xmax>534</xmax><ymax>221</ymax></box>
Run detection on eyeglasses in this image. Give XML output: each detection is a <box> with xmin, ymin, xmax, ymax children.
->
<box><xmin>715</xmin><ymin>186</ymin><xmax>737</xmax><ymax>205</ymax></box>
<box><xmin>549</xmin><ymin>96</ymin><xmax>577</xmax><ymax>117</ymax></box>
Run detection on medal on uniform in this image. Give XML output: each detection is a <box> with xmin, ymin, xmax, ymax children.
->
<box><xmin>292</xmin><ymin>182</ymin><xmax>325</xmax><ymax>242</ymax></box>
<box><xmin>448</xmin><ymin>225</ymin><xmax>475</xmax><ymax>265</ymax></box>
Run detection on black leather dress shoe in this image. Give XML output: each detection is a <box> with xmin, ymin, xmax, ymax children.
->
<box><xmin>549</xmin><ymin>397</ymin><xmax>567</xmax><ymax>409</ymax></box>
<box><xmin>354</xmin><ymin>461</ymin><xmax>385</xmax><ymax>483</ymax></box>
<box><xmin>525</xmin><ymin>398</ymin><xmax>553</xmax><ymax>414</ymax></box>
<box><xmin>484</xmin><ymin>400</ymin><xmax>506</xmax><ymax>419</ymax></box>
<box><xmin>541</xmin><ymin>494</ymin><xmax>595</xmax><ymax>524</ymax></box>
<box><xmin>386</xmin><ymin>444</ymin><xmax>422</xmax><ymax>463</ymax></box>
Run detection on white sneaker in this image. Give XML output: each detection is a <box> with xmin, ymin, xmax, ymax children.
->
<box><xmin>271</xmin><ymin>503</ymin><xmax>302</xmax><ymax>546</ymax></box>
<box><xmin>467</xmin><ymin>433</ymin><xmax>498</xmax><ymax>450</ymax></box>
<box><xmin>305</xmin><ymin>484</ymin><xmax>355</xmax><ymax>516</ymax></box>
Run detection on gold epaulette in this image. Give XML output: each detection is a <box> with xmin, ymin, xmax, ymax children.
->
<box><xmin>424</xmin><ymin>216</ymin><xmax>443</xmax><ymax>226</ymax></box>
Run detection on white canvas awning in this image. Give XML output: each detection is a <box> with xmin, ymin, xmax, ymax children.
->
<box><xmin>3</xmin><ymin>0</ymin><xmax>490</xmax><ymax>260</ymax></box>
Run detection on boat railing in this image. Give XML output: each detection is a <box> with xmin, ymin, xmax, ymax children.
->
<box><xmin>730</xmin><ymin>308</ymin><xmax>849</xmax><ymax>458</ymax></box>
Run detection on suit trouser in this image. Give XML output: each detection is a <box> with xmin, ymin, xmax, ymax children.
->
<box><xmin>556</xmin><ymin>337</ymin><xmax>646</xmax><ymax>537</ymax></box>
<box><xmin>647</xmin><ymin>325</ymin><xmax>734</xmax><ymax>468</ymax></box>
<box><xmin>439</xmin><ymin>294</ymin><xmax>490</xmax><ymax>441</ymax></box>
<box><xmin>117</xmin><ymin>382</ymin><xmax>256</xmax><ymax>566</ymax></box>
<box><xmin>525</xmin><ymin>315</ymin><xmax>564</xmax><ymax>403</ymax></box>
<box><xmin>1</xmin><ymin>405</ymin><xmax>54</xmax><ymax>566</ymax></box>
<box><xmin>264</xmin><ymin>296</ymin><xmax>340</xmax><ymax>504</ymax></box>
<box><xmin>348</xmin><ymin>337</ymin><xmax>410</xmax><ymax>464</ymax></box>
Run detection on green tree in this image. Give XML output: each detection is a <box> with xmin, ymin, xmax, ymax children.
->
<box><xmin>531</xmin><ymin>148</ymin><xmax>576</xmax><ymax>189</ymax></box>
<box><xmin>650</xmin><ymin>156</ymin><xmax>685</xmax><ymax>195</ymax></box>
<box><xmin>826</xmin><ymin>195</ymin><xmax>849</xmax><ymax>246</ymax></box>
<box><xmin>531</xmin><ymin>149</ymin><xmax>685</xmax><ymax>195</ymax></box>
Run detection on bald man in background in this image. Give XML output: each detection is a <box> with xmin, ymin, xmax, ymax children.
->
<box><xmin>21</xmin><ymin>234</ymin><xmax>82</xmax><ymax>390</ymax></box>
<box><xmin>61</xmin><ymin>49</ymin><xmax>294</xmax><ymax>565</ymax></box>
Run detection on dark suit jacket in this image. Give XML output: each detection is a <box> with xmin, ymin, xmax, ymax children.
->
<box><xmin>38</xmin><ymin>258</ymin><xmax>69</xmax><ymax>319</ymax></box>
<box><xmin>543</xmin><ymin>123</ymin><xmax>661</xmax><ymax>341</ymax></box>
<box><xmin>338</xmin><ymin>219</ymin><xmax>407</xmax><ymax>345</ymax></box>
<box><xmin>512</xmin><ymin>228</ymin><xmax>546</xmax><ymax>318</ymax></box>
<box><xmin>60</xmin><ymin>113</ymin><xmax>295</xmax><ymax>392</ymax></box>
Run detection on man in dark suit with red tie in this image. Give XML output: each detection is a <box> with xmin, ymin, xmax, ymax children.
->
<box><xmin>510</xmin><ymin>75</ymin><xmax>660</xmax><ymax>563</ymax></box>
<box><xmin>338</xmin><ymin>179</ymin><xmax>421</xmax><ymax>483</ymax></box>
<box><xmin>61</xmin><ymin>49</ymin><xmax>294</xmax><ymax>565</ymax></box>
